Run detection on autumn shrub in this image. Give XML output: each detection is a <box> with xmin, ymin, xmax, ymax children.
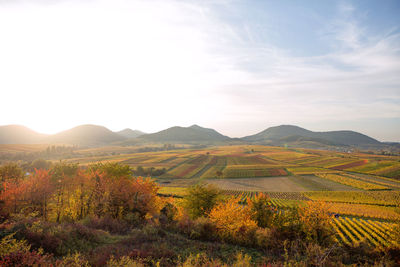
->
<box><xmin>208</xmin><ymin>197</ymin><xmax>258</xmax><ymax>245</ymax></box>
<box><xmin>183</xmin><ymin>184</ymin><xmax>222</xmax><ymax>219</ymax></box>
<box><xmin>178</xmin><ymin>252</ymin><xmax>252</xmax><ymax>267</ymax></box>
<box><xmin>89</xmin><ymin>244</ymin><xmax>132</xmax><ymax>267</ymax></box>
<box><xmin>178</xmin><ymin>253</ymin><xmax>223</xmax><ymax>267</ymax></box>
<box><xmin>106</xmin><ymin>256</ymin><xmax>144</xmax><ymax>267</ymax></box>
<box><xmin>253</xmin><ymin>228</ymin><xmax>272</xmax><ymax>248</ymax></box>
<box><xmin>298</xmin><ymin>201</ymin><xmax>335</xmax><ymax>246</ymax></box>
<box><xmin>55</xmin><ymin>253</ymin><xmax>90</xmax><ymax>267</ymax></box>
<box><xmin>159</xmin><ymin>202</ymin><xmax>178</xmax><ymax>228</ymax></box>
<box><xmin>0</xmin><ymin>233</ymin><xmax>54</xmax><ymax>267</ymax></box>
<box><xmin>0</xmin><ymin>250</ymin><xmax>54</xmax><ymax>267</ymax></box>
<box><xmin>1</xmin><ymin>217</ymin><xmax>105</xmax><ymax>256</ymax></box>
<box><xmin>83</xmin><ymin>215</ymin><xmax>131</xmax><ymax>234</ymax></box>
<box><xmin>0</xmin><ymin>233</ymin><xmax>31</xmax><ymax>256</ymax></box>
<box><xmin>89</xmin><ymin>227</ymin><xmax>177</xmax><ymax>267</ymax></box>
<box><xmin>189</xmin><ymin>217</ymin><xmax>218</xmax><ymax>241</ymax></box>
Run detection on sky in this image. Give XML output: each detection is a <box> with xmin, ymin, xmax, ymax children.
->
<box><xmin>0</xmin><ymin>0</ymin><xmax>399</xmax><ymax>141</ymax></box>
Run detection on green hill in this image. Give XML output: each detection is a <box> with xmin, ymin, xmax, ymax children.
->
<box><xmin>139</xmin><ymin>124</ymin><xmax>231</xmax><ymax>143</ymax></box>
<box><xmin>242</xmin><ymin>125</ymin><xmax>380</xmax><ymax>146</ymax></box>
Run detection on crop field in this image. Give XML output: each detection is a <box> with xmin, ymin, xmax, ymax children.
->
<box><xmin>59</xmin><ymin>144</ymin><xmax>400</xmax><ymax>182</ymax></box>
<box><xmin>0</xmin><ymin>144</ymin><xmax>53</xmax><ymax>153</ymax></box>
<box><xmin>222</xmin><ymin>166</ymin><xmax>288</xmax><ymax>178</ymax></box>
<box><xmin>332</xmin><ymin>217</ymin><xmax>398</xmax><ymax>248</ymax></box>
<box><xmin>206</xmin><ymin>177</ymin><xmax>311</xmax><ymax>192</ymax></box>
<box><xmin>287</xmin><ymin>166</ymin><xmax>340</xmax><ymax>175</ymax></box>
<box><xmin>304</xmin><ymin>191</ymin><xmax>400</xmax><ymax>206</ymax></box>
<box><xmin>324</xmin><ymin>202</ymin><xmax>400</xmax><ymax>220</ymax></box>
<box><xmin>316</xmin><ymin>174</ymin><xmax>389</xmax><ymax>191</ymax></box>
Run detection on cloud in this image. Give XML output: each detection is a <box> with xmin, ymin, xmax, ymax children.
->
<box><xmin>198</xmin><ymin>2</ymin><xmax>400</xmax><ymax>129</ymax></box>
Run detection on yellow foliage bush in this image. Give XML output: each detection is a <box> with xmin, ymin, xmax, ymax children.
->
<box><xmin>298</xmin><ymin>201</ymin><xmax>335</xmax><ymax>245</ymax></box>
<box><xmin>209</xmin><ymin>197</ymin><xmax>257</xmax><ymax>244</ymax></box>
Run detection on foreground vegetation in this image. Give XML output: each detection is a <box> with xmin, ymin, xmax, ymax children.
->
<box><xmin>0</xmin><ymin>162</ymin><xmax>400</xmax><ymax>266</ymax></box>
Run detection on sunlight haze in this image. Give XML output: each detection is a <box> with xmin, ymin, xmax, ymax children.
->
<box><xmin>1</xmin><ymin>0</ymin><xmax>399</xmax><ymax>141</ymax></box>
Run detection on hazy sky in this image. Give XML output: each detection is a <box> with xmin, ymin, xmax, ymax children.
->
<box><xmin>1</xmin><ymin>0</ymin><xmax>399</xmax><ymax>141</ymax></box>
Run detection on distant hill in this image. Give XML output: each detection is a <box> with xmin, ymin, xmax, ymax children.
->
<box><xmin>0</xmin><ymin>123</ymin><xmax>385</xmax><ymax>148</ymax></box>
<box><xmin>139</xmin><ymin>125</ymin><xmax>231</xmax><ymax>143</ymax></box>
<box><xmin>45</xmin><ymin>124</ymin><xmax>127</xmax><ymax>146</ymax></box>
<box><xmin>242</xmin><ymin>125</ymin><xmax>380</xmax><ymax>146</ymax></box>
<box><xmin>0</xmin><ymin>125</ymin><xmax>47</xmax><ymax>144</ymax></box>
<box><xmin>116</xmin><ymin>128</ymin><xmax>145</xmax><ymax>139</ymax></box>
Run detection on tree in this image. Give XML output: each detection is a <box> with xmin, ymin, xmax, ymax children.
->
<box><xmin>0</xmin><ymin>163</ymin><xmax>24</xmax><ymax>183</ymax></box>
<box><xmin>0</xmin><ymin>179</ymin><xmax>26</xmax><ymax>214</ymax></box>
<box><xmin>88</xmin><ymin>162</ymin><xmax>131</xmax><ymax>179</ymax></box>
<box><xmin>85</xmin><ymin>166</ymin><xmax>159</xmax><ymax>220</ymax></box>
<box><xmin>23</xmin><ymin>169</ymin><xmax>54</xmax><ymax>220</ymax></box>
<box><xmin>183</xmin><ymin>184</ymin><xmax>222</xmax><ymax>219</ymax></box>
<box><xmin>248</xmin><ymin>193</ymin><xmax>276</xmax><ymax>228</ymax></box>
<box><xmin>29</xmin><ymin>159</ymin><xmax>52</xmax><ymax>172</ymax></box>
<box><xmin>50</xmin><ymin>162</ymin><xmax>79</xmax><ymax>222</ymax></box>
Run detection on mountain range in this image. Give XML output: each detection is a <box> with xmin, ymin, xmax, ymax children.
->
<box><xmin>0</xmin><ymin>124</ymin><xmax>383</xmax><ymax>148</ymax></box>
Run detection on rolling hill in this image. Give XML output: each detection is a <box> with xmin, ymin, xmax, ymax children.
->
<box><xmin>45</xmin><ymin>124</ymin><xmax>127</xmax><ymax>146</ymax></box>
<box><xmin>0</xmin><ymin>124</ymin><xmax>384</xmax><ymax>148</ymax></box>
<box><xmin>116</xmin><ymin>128</ymin><xmax>146</xmax><ymax>139</ymax></box>
<box><xmin>139</xmin><ymin>124</ymin><xmax>231</xmax><ymax>143</ymax></box>
<box><xmin>0</xmin><ymin>125</ymin><xmax>47</xmax><ymax>144</ymax></box>
<box><xmin>242</xmin><ymin>125</ymin><xmax>380</xmax><ymax>146</ymax></box>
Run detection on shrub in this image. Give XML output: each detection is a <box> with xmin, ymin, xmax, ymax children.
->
<box><xmin>0</xmin><ymin>250</ymin><xmax>53</xmax><ymax>267</ymax></box>
<box><xmin>55</xmin><ymin>253</ymin><xmax>90</xmax><ymax>267</ymax></box>
<box><xmin>298</xmin><ymin>201</ymin><xmax>335</xmax><ymax>246</ymax></box>
<box><xmin>159</xmin><ymin>202</ymin><xmax>178</xmax><ymax>227</ymax></box>
<box><xmin>178</xmin><ymin>252</ymin><xmax>252</xmax><ymax>267</ymax></box>
<box><xmin>208</xmin><ymin>198</ymin><xmax>258</xmax><ymax>245</ymax></box>
<box><xmin>0</xmin><ymin>233</ymin><xmax>54</xmax><ymax>267</ymax></box>
<box><xmin>83</xmin><ymin>216</ymin><xmax>130</xmax><ymax>234</ymax></box>
<box><xmin>189</xmin><ymin>217</ymin><xmax>218</xmax><ymax>241</ymax></box>
<box><xmin>0</xmin><ymin>233</ymin><xmax>31</xmax><ymax>256</ymax></box>
<box><xmin>106</xmin><ymin>256</ymin><xmax>144</xmax><ymax>267</ymax></box>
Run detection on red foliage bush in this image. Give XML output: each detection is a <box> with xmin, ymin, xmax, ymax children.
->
<box><xmin>0</xmin><ymin>251</ymin><xmax>53</xmax><ymax>267</ymax></box>
<box><xmin>84</xmin><ymin>216</ymin><xmax>130</xmax><ymax>234</ymax></box>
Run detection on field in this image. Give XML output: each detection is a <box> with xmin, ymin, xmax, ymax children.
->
<box><xmin>207</xmin><ymin>177</ymin><xmax>308</xmax><ymax>192</ymax></box>
<box><xmin>3</xmin><ymin>144</ymin><xmax>400</xmax><ymax>251</ymax></box>
<box><xmin>44</xmin><ymin>144</ymin><xmax>399</xmax><ymax>181</ymax></box>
